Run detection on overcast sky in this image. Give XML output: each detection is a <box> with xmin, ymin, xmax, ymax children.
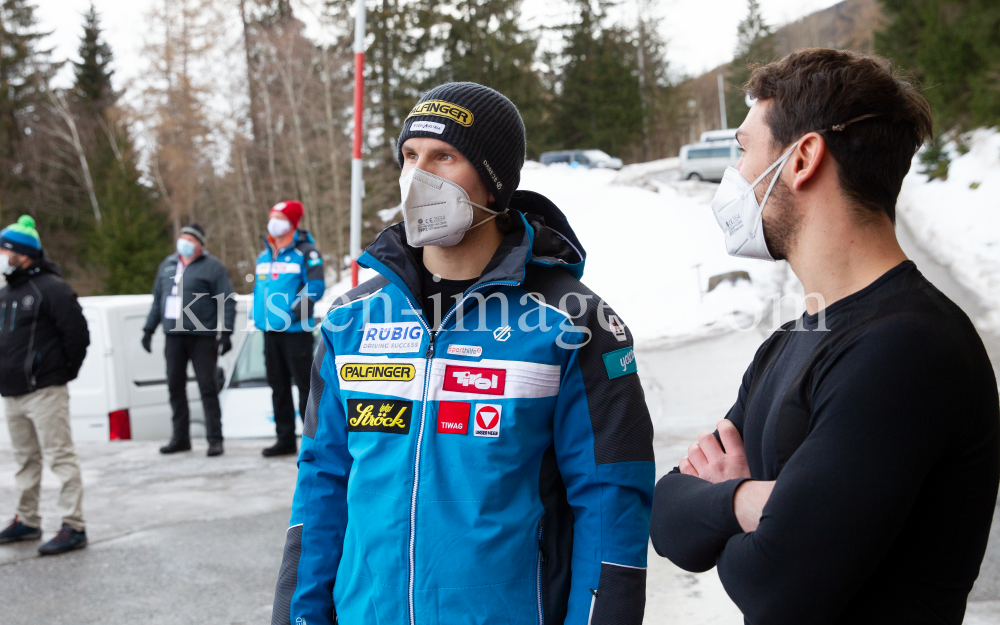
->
<box><xmin>37</xmin><ymin>0</ymin><xmax>844</xmax><ymax>91</ymax></box>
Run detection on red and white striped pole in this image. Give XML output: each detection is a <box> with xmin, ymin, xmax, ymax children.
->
<box><xmin>349</xmin><ymin>0</ymin><xmax>366</xmax><ymax>287</ymax></box>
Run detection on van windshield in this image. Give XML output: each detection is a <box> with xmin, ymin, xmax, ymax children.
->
<box><xmin>582</xmin><ymin>150</ymin><xmax>612</xmax><ymax>161</ymax></box>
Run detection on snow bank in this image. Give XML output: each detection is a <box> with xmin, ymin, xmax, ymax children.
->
<box><xmin>897</xmin><ymin>128</ymin><xmax>1000</xmax><ymax>327</ymax></box>
<box><xmin>519</xmin><ymin>167</ymin><xmax>801</xmax><ymax>345</ymax></box>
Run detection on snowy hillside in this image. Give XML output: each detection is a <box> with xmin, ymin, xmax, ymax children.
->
<box><xmin>898</xmin><ymin>129</ymin><xmax>1000</xmax><ymax>329</ymax></box>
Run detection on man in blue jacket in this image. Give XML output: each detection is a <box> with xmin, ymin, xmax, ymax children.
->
<box><xmin>254</xmin><ymin>200</ymin><xmax>325</xmax><ymax>457</ymax></box>
<box><xmin>271</xmin><ymin>83</ymin><xmax>654</xmax><ymax>625</ymax></box>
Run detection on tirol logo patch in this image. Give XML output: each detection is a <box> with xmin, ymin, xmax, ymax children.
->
<box><xmin>340</xmin><ymin>363</ymin><xmax>416</xmax><ymax>382</ymax></box>
<box><xmin>603</xmin><ymin>346</ymin><xmax>637</xmax><ymax>380</ymax></box>
<box><xmin>437</xmin><ymin>401</ymin><xmax>470</xmax><ymax>435</ymax></box>
<box><xmin>443</xmin><ymin>365</ymin><xmax>506</xmax><ymax>395</ymax></box>
<box><xmin>406</xmin><ymin>100</ymin><xmax>474</xmax><ymax>127</ymax></box>
<box><xmin>446</xmin><ymin>344</ymin><xmax>483</xmax><ymax>358</ymax></box>
<box><xmin>473</xmin><ymin>404</ymin><xmax>502</xmax><ymax>437</ymax></box>
<box><xmin>347</xmin><ymin>399</ymin><xmax>412</xmax><ymax>434</ymax></box>
<box><xmin>360</xmin><ymin>322</ymin><xmax>424</xmax><ymax>354</ymax></box>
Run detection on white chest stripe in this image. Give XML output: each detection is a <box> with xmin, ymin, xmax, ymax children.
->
<box><xmin>256</xmin><ymin>261</ymin><xmax>301</xmax><ymax>275</ymax></box>
<box><xmin>333</xmin><ymin>355</ymin><xmax>561</xmax><ymax>401</ymax></box>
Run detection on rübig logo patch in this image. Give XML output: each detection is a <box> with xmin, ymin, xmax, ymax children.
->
<box><xmin>340</xmin><ymin>363</ymin><xmax>416</xmax><ymax>382</ymax></box>
<box><xmin>437</xmin><ymin>401</ymin><xmax>470</xmax><ymax>435</ymax></box>
<box><xmin>360</xmin><ymin>322</ymin><xmax>424</xmax><ymax>354</ymax></box>
<box><xmin>473</xmin><ymin>404</ymin><xmax>502</xmax><ymax>437</ymax></box>
<box><xmin>347</xmin><ymin>399</ymin><xmax>412</xmax><ymax>434</ymax></box>
<box><xmin>442</xmin><ymin>365</ymin><xmax>505</xmax><ymax>395</ymax></box>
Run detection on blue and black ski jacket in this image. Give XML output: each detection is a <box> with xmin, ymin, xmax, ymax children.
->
<box><xmin>272</xmin><ymin>191</ymin><xmax>654</xmax><ymax>625</ymax></box>
<box><xmin>253</xmin><ymin>230</ymin><xmax>326</xmax><ymax>333</ymax></box>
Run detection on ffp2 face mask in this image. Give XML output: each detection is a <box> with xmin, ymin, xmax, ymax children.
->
<box><xmin>710</xmin><ymin>139</ymin><xmax>800</xmax><ymax>261</ymax></box>
<box><xmin>399</xmin><ymin>168</ymin><xmax>501</xmax><ymax>247</ymax></box>
<box><xmin>267</xmin><ymin>218</ymin><xmax>292</xmax><ymax>237</ymax></box>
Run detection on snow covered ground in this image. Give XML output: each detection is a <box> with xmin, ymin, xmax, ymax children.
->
<box><xmin>898</xmin><ymin>128</ymin><xmax>1000</xmax><ymax>329</ymax></box>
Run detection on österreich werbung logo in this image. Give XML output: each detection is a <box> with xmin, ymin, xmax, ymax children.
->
<box><xmin>405</xmin><ymin>100</ymin><xmax>475</xmax><ymax>127</ymax></box>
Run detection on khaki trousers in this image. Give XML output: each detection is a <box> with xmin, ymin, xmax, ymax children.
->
<box><xmin>4</xmin><ymin>385</ymin><xmax>85</xmax><ymax>530</ymax></box>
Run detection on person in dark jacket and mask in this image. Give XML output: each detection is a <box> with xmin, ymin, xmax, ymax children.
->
<box><xmin>0</xmin><ymin>216</ymin><xmax>91</xmax><ymax>556</ymax></box>
<box><xmin>143</xmin><ymin>223</ymin><xmax>236</xmax><ymax>457</ymax></box>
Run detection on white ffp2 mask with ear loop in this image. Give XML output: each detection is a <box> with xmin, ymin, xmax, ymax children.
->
<box><xmin>399</xmin><ymin>168</ymin><xmax>502</xmax><ymax>247</ymax></box>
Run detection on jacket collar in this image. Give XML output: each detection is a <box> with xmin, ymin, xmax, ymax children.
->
<box><xmin>265</xmin><ymin>229</ymin><xmax>314</xmax><ymax>257</ymax></box>
<box><xmin>5</xmin><ymin>252</ymin><xmax>60</xmax><ymax>288</ymax></box>
<box><xmin>359</xmin><ymin>190</ymin><xmax>586</xmax><ymax>308</ymax></box>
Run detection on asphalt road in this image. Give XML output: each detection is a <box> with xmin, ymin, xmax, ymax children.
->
<box><xmin>1</xmin><ymin>215</ymin><xmax>998</xmax><ymax>624</ymax></box>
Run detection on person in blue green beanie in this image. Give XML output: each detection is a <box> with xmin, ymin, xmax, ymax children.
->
<box><xmin>0</xmin><ymin>216</ymin><xmax>91</xmax><ymax>556</ymax></box>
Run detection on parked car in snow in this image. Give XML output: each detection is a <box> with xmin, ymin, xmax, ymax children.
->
<box><xmin>679</xmin><ymin>140</ymin><xmax>742</xmax><ymax>181</ymax></box>
<box><xmin>539</xmin><ymin>149</ymin><xmax>623</xmax><ymax>170</ymax></box>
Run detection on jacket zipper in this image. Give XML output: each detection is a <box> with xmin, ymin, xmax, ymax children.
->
<box><xmin>9</xmin><ymin>300</ymin><xmax>16</xmax><ymax>333</ymax></box>
<box><xmin>536</xmin><ymin>522</ymin><xmax>545</xmax><ymax>625</ymax></box>
<box><xmin>0</xmin><ymin>301</ymin><xmax>6</xmax><ymax>334</ymax></box>
<box><xmin>405</xmin><ymin>281</ymin><xmax>511</xmax><ymax>625</ymax></box>
<box><xmin>24</xmin><ymin>282</ymin><xmax>41</xmax><ymax>391</ymax></box>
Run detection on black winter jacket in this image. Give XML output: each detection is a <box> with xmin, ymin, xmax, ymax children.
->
<box><xmin>144</xmin><ymin>252</ymin><xmax>236</xmax><ymax>337</ymax></box>
<box><xmin>0</xmin><ymin>255</ymin><xmax>90</xmax><ymax>397</ymax></box>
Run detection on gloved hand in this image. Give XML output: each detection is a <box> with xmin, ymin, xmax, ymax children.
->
<box><xmin>218</xmin><ymin>332</ymin><xmax>233</xmax><ymax>355</ymax></box>
<box><xmin>141</xmin><ymin>331</ymin><xmax>153</xmax><ymax>353</ymax></box>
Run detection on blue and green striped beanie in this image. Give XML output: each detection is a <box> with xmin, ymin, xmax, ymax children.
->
<box><xmin>0</xmin><ymin>215</ymin><xmax>42</xmax><ymax>258</ymax></box>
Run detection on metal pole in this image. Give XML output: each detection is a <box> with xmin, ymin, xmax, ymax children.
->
<box><xmin>350</xmin><ymin>0</ymin><xmax>366</xmax><ymax>287</ymax></box>
<box><xmin>717</xmin><ymin>73</ymin><xmax>728</xmax><ymax>130</ymax></box>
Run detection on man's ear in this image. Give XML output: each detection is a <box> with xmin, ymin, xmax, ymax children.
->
<box><xmin>790</xmin><ymin>132</ymin><xmax>826</xmax><ymax>191</ymax></box>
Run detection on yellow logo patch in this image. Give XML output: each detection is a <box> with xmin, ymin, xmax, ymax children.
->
<box><xmin>347</xmin><ymin>400</ymin><xmax>412</xmax><ymax>434</ymax></box>
<box><xmin>406</xmin><ymin>100</ymin><xmax>475</xmax><ymax>127</ymax></box>
<box><xmin>340</xmin><ymin>363</ymin><xmax>416</xmax><ymax>382</ymax></box>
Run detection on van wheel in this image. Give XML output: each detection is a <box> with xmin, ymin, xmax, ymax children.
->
<box><xmin>687</xmin><ymin>172</ymin><xmax>702</xmax><ymax>181</ymax></box>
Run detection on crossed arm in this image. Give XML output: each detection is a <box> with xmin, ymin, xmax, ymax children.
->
<box><xmin>678</xmin><ymin>419</ymin><xmax>773</xmax><ymax>533</ymax></box>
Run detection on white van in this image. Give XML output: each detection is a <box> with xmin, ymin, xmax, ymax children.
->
<box><xmin>679</xmin><ymin>141</ymin><xmax>742</xmax><ymax>181</ymax></box>
<box><xmin>0</xmin><ymin>295</ymin><xmax>250</xmax><ymax>444</ymax></box>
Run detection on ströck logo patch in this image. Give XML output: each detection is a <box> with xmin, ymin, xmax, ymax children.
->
<box><xmin>442</xmin><ymin>365</ymin><xmax>506</xmax><ymax>395</ymax></box>
<box><xmin>473</xmin><ymin>404</ymin><xmax>502</xmax><ymax>437</ymax></box>
<box><xmin>360</xmin><ymin>322</ymin><xmax>424</xmax><ymax>354</ymax></box>
<box><xmin>347</xmin><ymin>399</ymin><xmax>412</xmax><ymax>434</ymax></box>
<box><xmin>340</xmin><ymin>363</ymin><xmax>416</xmax><ymax>382</ymax></box>
<box><xmin>603</xmin><ymin>346</ymin><xmax>637</xmax><ymax>380</ymax></box>
<box><xmin>405</xmin><ymin>100</ymin><xmax>475</xmax><ymax>127</ymax></box>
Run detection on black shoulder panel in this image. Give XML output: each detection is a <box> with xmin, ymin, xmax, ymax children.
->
<box><xmin>522</xmin><ymin>264</ymin><xmax>654</xmax><ymax>465</ymax></box>
<box><xmin>270</xmin><ymin>524</ymin><xmax>303</xmax><ymax>625</ymax></box>
<box><xmin>302</xmin><ymin>340</ymin><xmax>326</xmax><ymax>440</ymax></box>
<box><xmin>326</xmin><ymin>275</ymin><xmax>390</xmax><ymax>315</ymax></box>
<box><xmin>590</xmin><ymin>562</ymin><xmax>646</xmax><ymax>625</ymax></box>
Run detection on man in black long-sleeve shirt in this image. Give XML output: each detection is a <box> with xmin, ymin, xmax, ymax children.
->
<box><xmin>649</xmin><ymin>49</ymin><xmax>1000</xmax><ymax>625</ymax></box>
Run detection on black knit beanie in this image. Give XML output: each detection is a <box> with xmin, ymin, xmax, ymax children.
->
<box><xmin>396</xmin><ymin>82</ymin><xmax>526</xmax><ymax>210</ymax></box>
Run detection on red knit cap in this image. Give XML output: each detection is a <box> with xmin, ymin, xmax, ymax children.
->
<box><xmin>270</xmin><ymin>201</ymin><xmax>303</xmax><ymax>230</ymax></box>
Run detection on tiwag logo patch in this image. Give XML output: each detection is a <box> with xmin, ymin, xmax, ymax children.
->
<box><xmin>443</xmin><ymin>365</ymin><xmax>505</xmax><ymax>395</ymax></box>
<box><xmin>347</xmin><ymin>400</ymin><xmax>412</xmax><ymax>434</ymax></box>
<box><xmin>437</xmin><ymin>401</ymin><xmax>470</xmax><ymax>435</ymax></box>
<box><xmin>360</xmin><ymin>322</ymin><xmax>424</xmax><ymax>354</ymax></box>
<box><xmin>340</xmin><ymin>363</ymin><xmax>416</xmax><ymax>382</ymax></box>
<box><xmin>473</xmin><ymin>404</ymin><xmax>502</xmax><ymax>438</ymax></box>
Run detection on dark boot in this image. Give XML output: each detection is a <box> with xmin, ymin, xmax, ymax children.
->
<box><xmin>262</xmin><ymin>440</ymin><xmax>297</xmax><ymax>457</ymax></box>
<box><xmin>207</xmin><ymin>441</ymin><xmax>224</xmax><ymax>457</ymax></box>
<box><xmin>0</xmin><ymin>516</ymin><xmax>42</xmax><ymax>544</ymax></box>
<box><xmin>38</xmin><ymin>524</ymin><xmax>87</xmax><ymax>556</ymax></box>
<box><xmin>159</xmin><ymin>439</ymin><xmax>191</xmax><ymax>454</ymax></box>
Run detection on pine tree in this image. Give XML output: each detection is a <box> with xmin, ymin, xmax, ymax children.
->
<box><xmin>428</xmin><ymin>0</ymin><xmax>547</xmax><ymax>156</ymax></box>
<box><xmin>725</xmin><ymin>0</ymin><xmax>775</xmax><ymax>129</ymax></box>
<box><xmin>553</xmin><ymin>0</ymin><xmax>643</xmax><ymax>159</ymax></box>
<box><xmin>876</xmin><ymin>0</ymin><xmax>1000</xmax><ymax>132</ymax></box>
<box><xmin>72</xmin><ymin>3</ymin><xmax>115</xmax><ymax>106</ymax></box>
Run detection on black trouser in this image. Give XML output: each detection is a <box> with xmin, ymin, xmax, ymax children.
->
<box><xmin>165</xmin><ymin>334</ymin><xmax>223</xmax><ymax>444</ymax></box>
<box><xmin>264</xmin><ymin>331</ymin><xmax>314</xmax><ymax>446</ymax></box>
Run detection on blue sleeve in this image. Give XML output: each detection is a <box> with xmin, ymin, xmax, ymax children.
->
<box><xmin>553</xmin><ymin>324</ymin><xmax>655</xmax><ymax>625</ymax></box>
<box><xmin>271</xmin><ymin>336</ymin><xmax>352</xmax><ymax>625</ymax></box>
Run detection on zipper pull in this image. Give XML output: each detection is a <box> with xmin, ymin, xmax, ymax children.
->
<box><xmin>425</xmin><ymin>332</ymin><xmax>436</xmax><ymax>359</ymax></box>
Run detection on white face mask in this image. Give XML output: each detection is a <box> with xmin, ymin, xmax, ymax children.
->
<box><xmin>0</xmin><ymin>254</ymin><xmax>20</xmax><ymax>276</ymax></box>
<box><xmin>710</xmin><ymin>139</ymin><xmax>800</xmax><ymax>261</ymax></box>
<box><xmin>399</xmin><ymin>168</ymin><xmax>501</xmax><ymax>247</ymax></box>
<box><xmin>267</xmin><ymin>217</ymin><xmax>292</xmax><ymax>237</ymax></box>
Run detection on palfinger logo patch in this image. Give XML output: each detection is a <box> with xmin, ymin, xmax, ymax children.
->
<box><xmin>340</xmin><ymin>363</ymin><xmax>416</xmax><ymax>382</ymax></box>
<box><xmin>406</xmin><ymin>100</ymin><xmax>475</xmax><ymax>127</ymax></box>
<box><xmin>347</xmin><ymin>400</ymin><xmax>412</xmax><ymax>434</ymax></box>
<box><xmin>473</xmin><ymin>404</ymin><xmax>502</xmax><ymax>437</ymax></box>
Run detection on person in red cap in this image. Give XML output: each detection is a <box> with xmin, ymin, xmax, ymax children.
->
<box><xmin>253</xmin><ymin>201</ymin><xmax>326</xmax><ymax>456</ymax></box>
